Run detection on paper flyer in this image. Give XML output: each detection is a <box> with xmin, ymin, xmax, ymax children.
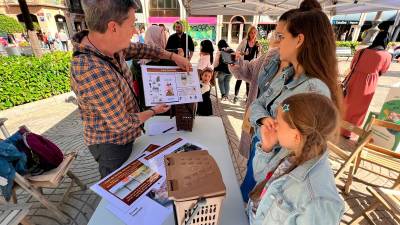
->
<box><xmin>90</xmin><ymin>139</ymin><xmax>205</xmax><ymax>225</ymax></box>
<box><xmin>368</xmin><ymin>87</ymin><xmax>400</xmax><ymax>152</ymax></box>
<box><xmin>141</xmin><ymin>66</ymin><xmax>203</xmax><ymax>106</ymax></box>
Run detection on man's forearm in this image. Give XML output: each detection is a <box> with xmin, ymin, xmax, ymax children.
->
<box><xmin>159</xmin><ymin>49</ymin><xmax>174</xmax><ymax>61</ymax></box>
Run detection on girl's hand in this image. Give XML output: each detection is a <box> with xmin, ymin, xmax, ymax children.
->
<box><xmin>151</xmin><ymin>104</ymin><xmax>171</xmax><ymax>114</ymax></box>
<box><xmin>260</xmin><ymin>117</ymin><xmax>276</xmax><ymax>130</ymax></box>
<box><xmin>260</xmin><ymin>125</ymin><xmax>278</xmax><ymax>152</ymax></box>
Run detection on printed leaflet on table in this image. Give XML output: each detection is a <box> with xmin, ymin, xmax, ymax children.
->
<box><xmin>90</xmin><ymin>138</ymin><xmax>204</xmax><ymax>225</ymax></box>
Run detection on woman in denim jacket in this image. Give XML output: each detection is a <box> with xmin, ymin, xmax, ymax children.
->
<box><xmin>230</xmin><ymin>0</ymin><xmax>330</xmax><ymax>202</ymax></box>
<box><xmin>249</xmin><ymin>93</ymin><xmax>344</xmax><ymax>225</ymax></box>
<box><xmin>247</xmin><ymin>5</ymin><xmax>344</xmax><ymax>224</ymax></box>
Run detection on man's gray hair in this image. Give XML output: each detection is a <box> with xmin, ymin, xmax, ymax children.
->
<box><xmin>82</xmin><ymin>0</ymin><xmax>140</xmax><ymax>33</ymax></box>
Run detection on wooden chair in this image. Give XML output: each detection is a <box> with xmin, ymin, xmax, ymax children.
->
<box><xmin>0</xmin><ymin>203</ymin><xmax>33</xmax><ymax>225</ymax></box>
<box><xmin>353</xmin><ymin>116</ymin><xmax>400</xmax><ymax>189</ymax></box>
<box><xmin>349</xmin><ymin>184</ymin><xmax>400</xmax><ymax>224</ymax></box>
<box><xmin>0</xmin><ymin>118</ymin><xmax>87</xmax><ymax>223</ymax></box>
<box><xmin>327</xmin><ymin>120</ymin><xmax>373</xmax><ymax>194</ymax></box>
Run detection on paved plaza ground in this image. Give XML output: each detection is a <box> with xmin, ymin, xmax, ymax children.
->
<box><xmin>0</xmin><ymin>56</ymin><xmax>400</xmax><ymax>224</ymax></box>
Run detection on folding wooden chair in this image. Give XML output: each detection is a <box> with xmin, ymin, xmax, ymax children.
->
<box><xmin>327</xmin><ymin>120</ymin><xmax>373</xmax><ymax>194</ymax></box>
<box><xmin>0</xmin><ymin>118</ymin><xmax>87</xmax><ymax>223</ymax></box>
<box><xmin>0</xmin><ymin>202</ymin><xmax>33</xmax><ymax>225</ymax></box>
<box><xmin>349</xmin><ymin>184</ymin><xmax>400</xmax><ymax>225</ymax></box>
<box><xmin>352</xmin><ymin>116</ymin><xmax>400</xmax><ymax>189</ymax></box>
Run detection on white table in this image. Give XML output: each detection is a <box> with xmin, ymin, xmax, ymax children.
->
<box><xmin>88</xmin><ymin>116</ymin><xmax>249</xmax><ymax>225</ymax></box>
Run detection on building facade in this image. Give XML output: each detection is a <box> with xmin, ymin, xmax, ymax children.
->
<box><xmin>0</xmin><ymin>0</ymin><xmax>86</xmax><ymax>38</ymax></box>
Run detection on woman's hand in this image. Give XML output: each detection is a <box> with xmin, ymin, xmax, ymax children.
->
<box><xmin>234</xmin><ymin>51</ymin><xmax>241</xmax><ymax>61</ymax></box>
<box><xmin>260</xmin><ymin>125</ymin><xmax>278</xmax><ymax>153</ymax></box>
<box><xmin>151</xmin><ymin>104</ymin><xmax>171</xmax><ymax>114</ymax></box>
<box><xmin>228</xmin><ymin>64</ymin><xmax>239</xmax><ymax>71</ymax></box>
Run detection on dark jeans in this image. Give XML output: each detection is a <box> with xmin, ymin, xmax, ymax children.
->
<box><xmin>88</xmin><ymin>142</ymin><xmax>133</xmax><ymax>178</ymax></box>
<box><xmin>216</xmin><ymin>72</ymin><xmax>232</xmax><ymax>97</ymax></box>
<box><xmin>240</xmin><ymin>135</ymin><xmax>259</xmax><ymax>202</ymax></box>
<box><xmin>234</xmin><ymin>80</ymin><xmax>250</xmax><ymax>96</ymax></box>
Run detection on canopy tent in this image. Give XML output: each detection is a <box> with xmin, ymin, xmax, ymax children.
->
<box><xmin>181</xmin><ymin>0</ymin><xmax>400</xmax><ymax>16</ymax></box>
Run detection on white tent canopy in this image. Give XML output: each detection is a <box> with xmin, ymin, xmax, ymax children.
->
<box><xmin>181</xmin><ymin>0</ymin><xmax>400</xmax><ymax>16</ymax></box>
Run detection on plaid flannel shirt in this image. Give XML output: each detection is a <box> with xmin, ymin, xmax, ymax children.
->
<box><xmin>70</xmin><ymin>31</ymin><xmax>162</xmax><ymax>146</ymax></box>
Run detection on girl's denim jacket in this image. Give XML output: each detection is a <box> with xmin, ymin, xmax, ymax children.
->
<box><xmin>250</xmin><ymin>144</ymin><xmax>344</xmax><ymax>225</ymax></box>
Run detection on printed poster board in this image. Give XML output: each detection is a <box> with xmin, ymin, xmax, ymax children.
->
<box><xmin>141</xmin><ymin>65</ymin><xmax>203</xmax><ymax>106</ymax></box>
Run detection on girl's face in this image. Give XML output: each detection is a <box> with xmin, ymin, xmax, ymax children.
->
<box><xmin>278</xmin><ymin>24</ymin><xmax>304</xmax><ymax>64</ymax></box>
<box><xmin>201</xmin><ymin>72</ymin><xmax>212</xmax><ymax>83</ymax></box>
<box><xmin>275</xmin><ymin>107</ymin><xmax>302</xmax><ymax>153</ymax></box>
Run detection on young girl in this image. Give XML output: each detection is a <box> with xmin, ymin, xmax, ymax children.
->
<box><xmin>248</xmin><ymin>93</ymin><xmax>344</xmax><ymax>225</ymax></box>
<box><xmin>197</xmin><ymin>68</ymin><xmax>213</xmax><ymax>116</ymax></box>
<box><xmin>198</xmin><ymin>40</ymin><xmax>214</xmax><ymax>73</ymax></box>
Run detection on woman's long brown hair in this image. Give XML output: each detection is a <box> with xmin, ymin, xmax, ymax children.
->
<box><xmin>286</xmin><ymin>10</ymin><xmax>343</xmax><ymax>115</ymax></box>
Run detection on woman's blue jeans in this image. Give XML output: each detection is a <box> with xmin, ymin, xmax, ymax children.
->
<box><xmin>217</xmin><ymin>72</ymin><xmax>232</xmax><ymax>97</ymax></box>
<box><xmin>240</xmin><ymin>135</ymin><xmax>259</xmax><ymax>202</ymax></box>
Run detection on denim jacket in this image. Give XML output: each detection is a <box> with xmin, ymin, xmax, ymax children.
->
<box><xmin>250</xmin><ymin>71</ymin><xmax>331</xmax><ymax>128</ymax></box>
<box><xmin>250</xmin><ymin>144</ymin><xmax>344</xmax><ymax>225</ymax></box>
<box><xmin>257</xmin><ymin>54</ymin><xmax>281</xmax><ymax>96</ymax></box>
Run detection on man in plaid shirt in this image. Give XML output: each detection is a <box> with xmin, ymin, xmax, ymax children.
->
<box><xmin>71</xmin><ymin>0</ymin><xmax>191</xmax><ymax>178</ymax></box>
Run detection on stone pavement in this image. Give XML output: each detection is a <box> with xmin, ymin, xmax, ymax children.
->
<box><xmin>0</xmin><ymin>59</ymin><xmax>399</xmax><ymax>224</ymax></box>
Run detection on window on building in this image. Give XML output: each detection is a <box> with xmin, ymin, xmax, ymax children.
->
<box><xmin>150</xmin><ymin>0</ymin><xmax>179</xmax><ymax>17</ymax></box>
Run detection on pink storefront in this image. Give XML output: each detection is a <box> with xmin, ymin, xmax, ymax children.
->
<box><xmin>148</xmin><ymin>17</ymin><xmax>217</xmax><ymax>42</ymax></box>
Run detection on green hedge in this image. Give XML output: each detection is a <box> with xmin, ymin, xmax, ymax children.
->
<box><xmin>336</xmin><ymin>41</ymin><xmax>360</xmax><ymax>53</ymax></box>
<box><xmin>0</xmin><ymin>51</ymin><xmax>72</xmax><ymax>110</ymax></box>
<box><xmin>259</xmin><ymin>38</ymin><xmax>269</xmax><ymax>54</ymax></box>
<box><xmin>0</xmin><ymin>14</ymin><xmax>24</xmax><ymax>34</ymax></box>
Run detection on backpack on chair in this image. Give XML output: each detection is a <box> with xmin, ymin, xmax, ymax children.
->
<box><xmin>16</xmin><ymin>127</ymin><xmax>63</xmax><ymax>174</ymax></box>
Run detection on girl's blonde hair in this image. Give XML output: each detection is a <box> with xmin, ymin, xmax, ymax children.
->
<box><xmin>281</xmin><ymin>93</ymin><xmax>340</xmax><ymax>165</ymax></box>
<box><xmin>247</xmin><ymin>26</ymin><xmax>257</xmax><ymax>41</ymax></box>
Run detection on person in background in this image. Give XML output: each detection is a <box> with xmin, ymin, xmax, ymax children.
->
<box><xmin>198</xmin><ymin>39</ymin><xmax>214</xmax><ymax>72</ymax></box>
<box><xmin>71</xmin><ymin>0</ymin><xmax>191</xmax><ymax>178</ymax></box>
<box><xmin>213</xmin><ymin>40</ymin><xmax>233</xmax><ymax>101</ymax></box>
<box><xmin>47</xmin><ymin>32</ymin><xmax>55</xmax><ymax>50</ymax></box>
<box><xmin>197</xmin><ymin>68</ymin><xmax>213</xmax><ymax>116</ymax></box>
<box><xmin>342</xmin><ymin>31</ymin><xmax>392</xmax><ymax>138</ymax></box>
<box><xmin>58</xmin><ymin>29</ymin><xmax>69</xmax><ymax>51</ymax></box>
<box><xmin>249</xmin><ymin>93</ymin><xmax>344</xmax><ymax>225</ymax></box>
<box><xmin>158</xmin><ymin>24</ymin><xmax>169</xmax><ymax>41</ymax></box>
<box><xmin>166</xmin><ymin>21</ymin><xmax>194</xmax><ymax>59</ymax></box>
<box><xmin>42</xmin><ymin>32</ymin><xmax>50</xmax><ymax>49</ymax></box>
<box><xmin>233</xmin><ymin>26</ymin><xmax>261</xmax><ymax>103</ymax></box>
<box><xmin>139</xmin><ymin>26</ymin><xmax>145</xmax><ymax>43</ymax></box>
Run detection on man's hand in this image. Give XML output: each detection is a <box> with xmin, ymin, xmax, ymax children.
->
<box><xmin>177</xmin><ymin>48</ymin><xmax>184</xmax><ymax>57</ymax></box>
<box><xmin>151</xmin><ymin>104</ymin><xmax>171</xmax><ymax>114</ymax></box>
<box><xmin>172</xmin><ymin>53</ymin><xmax>192</xmax><ymax>71</ymax></box>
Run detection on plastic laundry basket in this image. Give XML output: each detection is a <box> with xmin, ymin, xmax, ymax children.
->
<box><xmin>165</xmin><ymin>150</ymin><xmax>226</xmax><ymax>225</ymax></box>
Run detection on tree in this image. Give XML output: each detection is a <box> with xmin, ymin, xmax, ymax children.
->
<box><xmin>0</xmin><ymin>14</ymin><xmax>24</xmax><ymax>34</ymax></box>
<box><xmin>18</xmin><ymin>0</ymin><xmax>42</xmax><ymax>56</ymax></box>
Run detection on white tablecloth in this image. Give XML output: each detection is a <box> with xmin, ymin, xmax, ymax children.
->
<box><xmin>88</xmin><ymin>116</ymin><xmax>249</xmax><ymax>225</ymax></box>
